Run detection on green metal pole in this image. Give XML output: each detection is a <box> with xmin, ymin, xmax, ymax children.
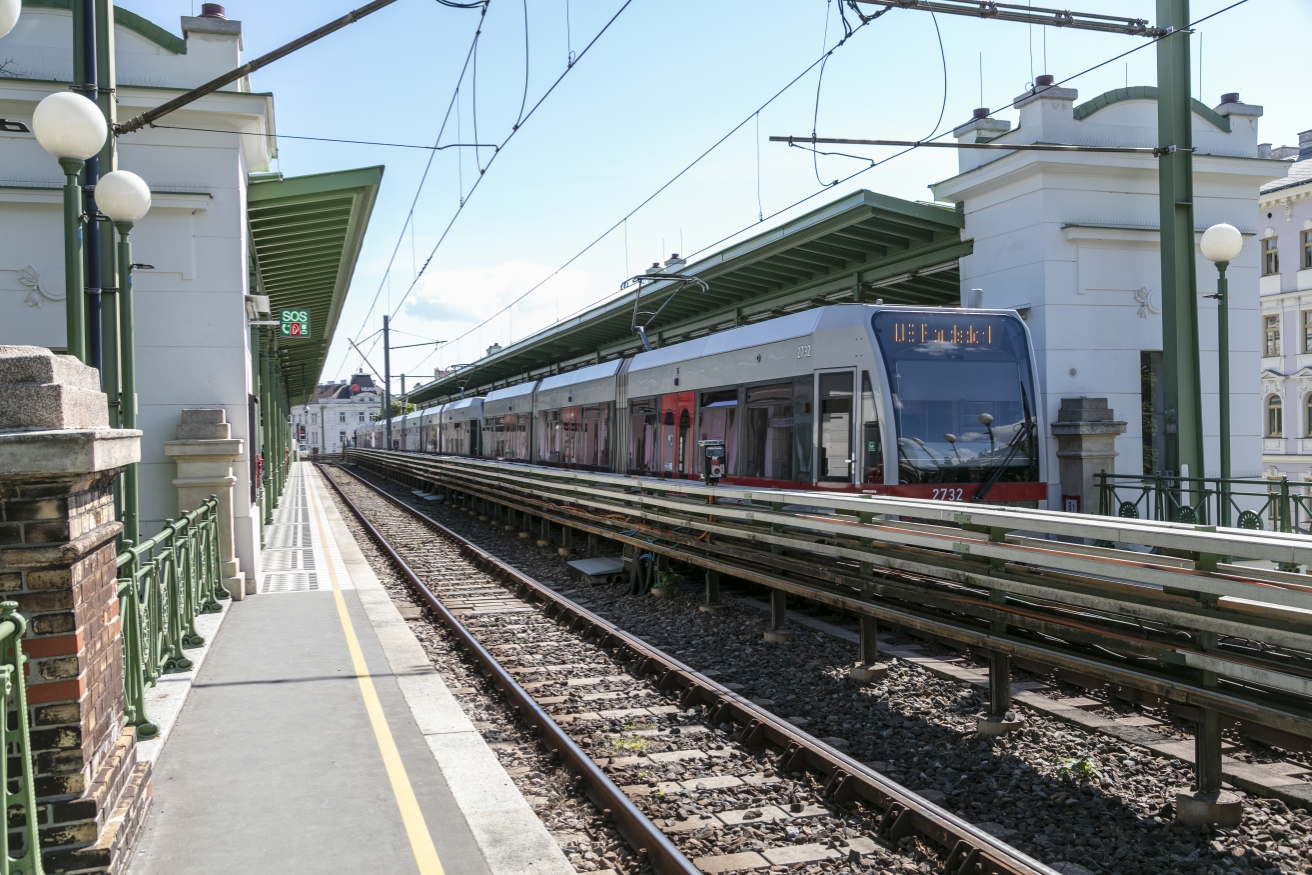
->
<box><xmin>1214</xmin><ymin>261</ymin><xmax>1231</xmax><ymax>526</ymax></box>
<box><xmin>96</xmin><ymin>0</ymin><xmax>119</xmax><ymax>403</ymax></box>
<box><xmin>59</xmin><ymin>158</ymin><xmax>87</xmax><ymax>362</ymax></box>
<box><xmin>115</xmin><ymin>221</ymin><xmax>139</xmax><ymax>546</ymax></box>
<box><xmin>1156</xmin><ymin>0</ymin><xmax>1204</xmax><ymax>492</ymax></box>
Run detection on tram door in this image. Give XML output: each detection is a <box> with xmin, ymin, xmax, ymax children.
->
<box><xmin>816</xmin><ymin>370</ymin><xmax>855</xmax><ymax>484</ymax></box>
<box><xmin>659</xmin><ymin>392</ymin><xmax>695</xmax><ymax>477</ymax></box>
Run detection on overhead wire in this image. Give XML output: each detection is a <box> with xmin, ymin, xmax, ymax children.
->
<box><xmin>334</xmin><ymin>4</ymin><xmax>487</xmax><ymax>378</ymax></box>
<box><xmin>516</xmin><ymin>0</ymin><xmax>530</xmax><ymax>127</ymax></box>
<box><xmin>382</xmin><ymin>0</ymin><xmax>639</xmax><ymax>335</ymax></box>
<box><xmin>146</xmin><ymin>123</ymin><xmax>498</xmax><ymax>151</ymax></box>
<box><xmin>418</xmin><ymin>0</ymin><xmax>1250</xmax><ymax>377</ymax></box>
<box><xmin>412</xmin><ymin>1</ymin><xmax>889</xmax><ymax>373</ymax></box>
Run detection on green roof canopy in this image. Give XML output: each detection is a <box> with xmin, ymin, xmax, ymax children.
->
<box><xmin>410</xmin><ymin>189</ymin><xmax>969</xmax><ymax>406</ymax></box>
<box><xmin>248</xmin><ymin>166</ymin><xmax>383</xmax><ymax>405</ymax></box>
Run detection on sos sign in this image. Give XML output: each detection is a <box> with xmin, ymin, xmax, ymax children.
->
<box><xmin>281</xmin><ymin>309</ymin><xmax>310</xmax><ymax>338</ymax></box>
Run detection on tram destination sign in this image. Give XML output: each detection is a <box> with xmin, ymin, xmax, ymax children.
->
<box><xmin>281</xmin><ymin>308</ymin><xmax>310</xmax><ymax>338</ymax></box>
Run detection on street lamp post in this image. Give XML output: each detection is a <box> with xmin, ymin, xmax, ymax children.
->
<box><xmin>1200</xmin><ymin>222</ymin><xmax>1244</xmax><ymax>526</ymax></box>
<box><xmin>31</xmin><ymin>91</ymin><xmax>108</xmax><ymax>364</ymax></box>
<box><xmin>95</xmin><ymin>169</ymin><xmax>151</xmax><ymax>545</ymax></box>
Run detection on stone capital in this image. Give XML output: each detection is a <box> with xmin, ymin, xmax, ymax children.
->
<box><xmin>162</xmin><ymin>438</ymin><xmax>244</xmax><ymax>461</ymax></box>
<box><xmin>0</xmin><ymin>428</ymin><xmax>141</xmax><ymax>479</ymax></box>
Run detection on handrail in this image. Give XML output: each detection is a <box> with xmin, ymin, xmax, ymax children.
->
<box><xmin>0</xmin><ymin>602</ymin><xmax>46</xmax><ymax>874</ymax></box>
<box><xmin>1098</xmin><ymin>471</ymin><xmax>1312</xmax><ymax>540</ymax></box>
<box><xmin>346</xmin><ymin>448</ymin><xmax>1312</xmax><ymax>742</ymax></box>
<box><xmin>115</xmin><ymin>496</ymin><xmax>229</xmax><ymax>737</ymax></box>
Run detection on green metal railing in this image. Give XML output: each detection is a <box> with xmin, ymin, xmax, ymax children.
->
<box><xmin>1097</xmin><ymin>471</ymin><xmax>1312</xmax><ymax>534</ymax></box>
<box><xmin>0</xmin><ymin>602</ymin><xmax>44</xmax><ymax>875</ymax></box>
<box><xmin>116</xmin><ymin>497</ymin><xmax>230</xmax><ymax>738</ymax></box>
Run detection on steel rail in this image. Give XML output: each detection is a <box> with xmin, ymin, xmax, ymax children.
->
<box><xmin>345</xmin><ymin>451</ymin><xmax>1312</xmax><ymax>740</ymax></box>
<box><xmin>321</xmin><ymin>462</ymin><xmax>1057</xmax><ymax>875</ymax></box>
<box><xmin>320</xmin><ymin>465</ymin><xmax>701</xmax><ymax>875</ymax></box>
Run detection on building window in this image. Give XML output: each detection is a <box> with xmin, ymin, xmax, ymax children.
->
<box><xmin>339</xmin><ymin>411</ymin><xmax>346</xmax><ymax>423</ymax></box>
<box><xmin>1267</xmin><ymin>395</ymin><xmax>1283</xmax><ymax>437</ymax></box>
<box><xmin>339</xmin><ymin>431</ymin><xmax>346</xmax><ymax>446</ymax></box>
<box><xmin>1265</xmin><ymin>315</ymin><xmax>1281</xmax><ymax>357</ymax></box>
<box><xmin>1307</xmin><ymin>396</ymin><xmax>1312</xmax><ymax>437</ymax></box>
<box><xmin>359</xmin><ymin>412</ymin><xmax>365</xmax><ymax>422</ymax></box>
<box><xmin>1264</xmin><ymin>237</ymin><xmax>1279</xmax><ymax>276</ymax></box>
<box><xmin>1305</xmin><ymin>312</ymin><xmax>1312</xmax><ymax>355</ymax></box>
<box><xmin>1304</xmin><ymin>230</ymin><xmax>1312</xmax><ymax>270</ymax></box>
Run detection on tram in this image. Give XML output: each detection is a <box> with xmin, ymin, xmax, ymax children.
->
<box><xmin>356</xmin><ymin>304</ymin><xmax>1046</xmax><ymax>503</ymax></box>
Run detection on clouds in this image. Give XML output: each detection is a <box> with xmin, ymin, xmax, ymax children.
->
<box><xmin>400</xmin><ymin>260</ymin><xmax>601</xmax><ymax>364</ymax></box>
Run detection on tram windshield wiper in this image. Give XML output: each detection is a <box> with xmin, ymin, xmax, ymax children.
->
<box><xmin>972</xmin><ymin>382</ymin><xmax>1036</xmax><ymax>503</ymax></box>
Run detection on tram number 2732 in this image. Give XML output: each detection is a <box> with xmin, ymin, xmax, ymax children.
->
<box><xmin>931</xmin><ymin>487</ymin><xmax>966</xmax><ymax>502</ymax></box>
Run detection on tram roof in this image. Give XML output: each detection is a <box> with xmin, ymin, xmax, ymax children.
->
<box><xmin>409</xmin><ymin>189</ymin><xmax>969</xmax><ymax>407</ymax></box>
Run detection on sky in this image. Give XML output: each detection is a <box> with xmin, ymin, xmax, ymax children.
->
<box><xmin>113</xmin><ymin>0</ymin><xmax>1310</xmax><ymax>389</ymax></box>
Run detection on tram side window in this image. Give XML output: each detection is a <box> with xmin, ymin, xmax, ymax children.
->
<box><xmin>537</xmin><ymin>410</ymin><xmax>563</xmax><ymax>463</ymax></box>
<box><xmin>699</xmin><ymin>390</ymin><xmax>738</xmax><ymax>476</ymax></box>
<box><xmin>578</xmin><ymin>404</ymin><xmax>611</xmax><ymax>469</ymax></box>
<box><xmin>742</xmin><ymin>383</ymin><xmax>794</xmax><ymax>481</ymax></box>
<box><xmin>861</xmin><ymin>372</ymin><xmax>882</xmax><ymax>483</ymax></box>
<box><xmin>509</xmin><ymin>413</ymin><xmax>529</xmax><ymax>461</ymax></box>
<box><xmin>629</xmin><ymin>399</ymin><xmax>659</xmax><ymax>474</ymax></box>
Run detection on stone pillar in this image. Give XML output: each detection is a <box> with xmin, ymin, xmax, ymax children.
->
<box><xmin>163</xmin><ymin>409</ymin><xmax>248</xmax><ymax>599</ymax></box>
<box><xmin>0</xmin><ymin>346</ymin><xmax>147</xmax><ymax>874</ymax></box>
<box><xmin>1050</xmin><ymin>398</ymin><xmax>1128</xmax><ymax>514</ymax></box>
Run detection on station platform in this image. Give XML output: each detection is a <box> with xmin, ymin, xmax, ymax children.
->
<box><xmin>127</xmin><ymin>463</ymin><xmax>571</xmax><ymax>875</ymax></box>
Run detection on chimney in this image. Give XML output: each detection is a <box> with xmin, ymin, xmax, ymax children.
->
<box><xmin>199</xmin><ymin>3</ymin><xmax>227</xmax><ymax>17</ymax></box>
<box><xmin>485</xmin><ymin>343</ymin><xmax>502</xmax><ymax>358</ymax></box>
<box><xmin>1300</xmin><ymin>129</ymin><xmax>1312</xmax><ymax>162</ymax></box>
<box><xmin>664</xmin><ymin>253</ymin><xmax>686</xmax><ymax>270</ymax></box>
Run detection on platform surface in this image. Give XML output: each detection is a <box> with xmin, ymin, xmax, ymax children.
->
<box><xmin>128</xmin><ymin>464</ymin><xmax>570</xmax><ymax>875</ymax></box>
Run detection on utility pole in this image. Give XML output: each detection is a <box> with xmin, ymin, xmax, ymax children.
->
<box><xmin>383</xmin><ymin>314</ymin><xmax>392</xmax><ymax>450</ymax></box>
<box><xmin>73</xmin><ymin>0</ymin><xmax>104</xmax><ymax>375</ymax></box>
<box><xmin>1156</xmin><ymin>0</ymin><xmax>1204</xmax><ymax>485</ymax></box>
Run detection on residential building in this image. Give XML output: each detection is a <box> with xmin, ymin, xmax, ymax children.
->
<box><xmin>291</xmin><ymin>373</ymin><xmax>381</xmax><ymax>454</ymax></box>
<box><xmin>1257</xmin><ymin>130</ymin><xmax>1312</xmax><ymax>480</ymax></box>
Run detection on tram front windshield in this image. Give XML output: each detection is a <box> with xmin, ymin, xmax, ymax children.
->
<box><xmin>872</xmin><ymin>311</ymin><xmax>1038</xmax><ymax>485</ymax></box>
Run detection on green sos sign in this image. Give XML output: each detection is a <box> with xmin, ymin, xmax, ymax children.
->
<box><xmin>281</xmin><ymin>309</ymin><xmax>310</xmax><ymax>338</ymax></box>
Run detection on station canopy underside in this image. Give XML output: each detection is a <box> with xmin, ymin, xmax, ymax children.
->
<box><xmin>248</xmin><ymin>166</ymin><xmax>384</xmax><ymax>406</ymax></box>
<box><xmin>410</xmin><ymin>189</ymin><xmax>970</xmax><ymax>407</ymax></box>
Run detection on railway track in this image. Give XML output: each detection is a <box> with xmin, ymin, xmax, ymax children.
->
<box><xmin>318</xmin><ymin>462</ymin><xmax>1056</xmax><ymax>875</ymax></box>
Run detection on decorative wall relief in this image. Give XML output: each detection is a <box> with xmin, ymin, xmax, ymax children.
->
<box><xmin>1133</xmin><ymin>286</ymin><xmax>1161</xmax><ymax>319</ymax></box>
<box><xmin>18</xmin><ymin>265</ymin><xmax>62</xmax><ymax>308</ymax></box>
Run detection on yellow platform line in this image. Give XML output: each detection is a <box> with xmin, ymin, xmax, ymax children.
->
<box><xmin>304</xmin><ymin>467</ymin><xmax>446</xmax><ymax>875</ymax></box>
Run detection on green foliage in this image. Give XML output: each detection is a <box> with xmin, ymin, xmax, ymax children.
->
<box><xmin>1056</xmin><ymin>755</ymin><xmax>1103</xmax><ymax>782</ymax></box>
<box><xmin>652</xmin><ymin>570</ymin><xmax>681</xmax><ymax>593</ymax></box>
<box><xmin>372</xmin><ymin>400</ymin><xmax>415</xmax><ymax>421</ymax></box>
<box><xmin>610</xmin><ymin>735</ymin><xmax>646</xmax><ymax>752</ymax></box>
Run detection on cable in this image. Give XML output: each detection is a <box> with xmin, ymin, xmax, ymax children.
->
<box><xmin>384</xmin><ymin>0</ymin><xmax>638</xmax><ymax>330</ymax></box>
<box><xmin>409</xmin><ymin>7</ymin><xmax>890</xmax><ymax>374</ymax></box>
<box><xmin>333</xmin><ymin>7</ymin><xmax>486</xmax><ymax>379</ymax></box>
<box><xmin>472</xmin><ymin>27</ymin><xmax>482</xmax><ymax>171</ymax></box>
<box><xmin>922</xmin><ymin>10</ymin><xmax>947</xmax><ymax>141</ymax></box>
<box><xmin>516</xmin><ymin>0</ymin><xmax>529</xmax><ymax>127</ymax></box>
<box><xmin>147</xmin><ymin>123</ymin><xmax>497</xmax><ymax>151</ymax></box>
<box><xmin>812</xmin><ymin>0</ymin><xmax>834</xmax><ymax>185</ymax></box>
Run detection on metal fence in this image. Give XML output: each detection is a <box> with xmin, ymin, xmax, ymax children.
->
<box><xmin>1097</xmin><ymin>471</ymin><xmax>1312</xmax><ymax>534</ymax></box>
<box><xmin>0</xmin><ymin>602</ymin><xmax>45</xmax><ymax>874</ymax></box>
<box><xmin>117</xmin><ymin>497</ymin><xmax>230</xmax><ymax>737</ymax></box>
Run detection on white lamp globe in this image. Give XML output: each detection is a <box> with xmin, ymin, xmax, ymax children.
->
<box><xmin>1200</xmin><ymin>223</ymin><xmax>1244</xmax><ymax>264</ymax></box>
<box><xmin>0</xmin><ymin>0</ymin><xmax>20</xmax><ymax>40</ymax></box>
<box><xmin>32</xmin><ymin>92</ymin><xmax>107</xmax><ymax>160</ymax></box>
<box><xmin>96</xmin><ymin>170</ymin><xmax>152</xmax><ymax>222</ymax></box>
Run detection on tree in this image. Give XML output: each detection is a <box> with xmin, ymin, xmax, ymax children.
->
<box><xmin>372</xmin><ymin>400</ymin><xmax>414</xmax><ymax>421</ymax></box>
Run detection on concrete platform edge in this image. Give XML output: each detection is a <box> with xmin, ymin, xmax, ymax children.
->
<box><xmin>308</xmin><ymin>467</ymin><xmax>574</xmax><ymax>875</ymax></box>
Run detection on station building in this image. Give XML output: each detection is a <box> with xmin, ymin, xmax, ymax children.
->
<box><xmin>932</xmin><ymin>84</ymin><xmax>1285</xmax><ymax>505</ymax></box>
<box><xmin>1254</xmin><ymin>131</ymin><xmax>1312</xmax><ymax>480</ymax></box>
<box><xmin>0</xmin><ymin>4</ymin><xmax>381</xmax><ymax>583</ymax></box>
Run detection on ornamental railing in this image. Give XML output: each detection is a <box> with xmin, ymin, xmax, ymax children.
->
<box><xmin>116</xmin><ymin>497</ymin><xmax>230</xmax><ymax>737</ymax></box>
<box><xmin>1097</xmin><ymin>471</ymin><xmax>1312</xmax><ymax>535</ymax></box>
<box><xmin>0</xmin><ymin>602</ymin><xmax>44</xmax><ymax>875</ymax></box>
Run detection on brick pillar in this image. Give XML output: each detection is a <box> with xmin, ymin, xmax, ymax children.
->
<box><xmin>1050</xmin><ymin>397</ymin><xmax>1128</xmax><ymax>514</ymax></box>
<box><xmin>163</xmin><ymin>409</ymin><xmax>247</xmax><ymax>599</ymax></box>
<box><xmin>0</xmin><ymin>346</ymin><xmax>147</xmax><ymax>874</ymax></box>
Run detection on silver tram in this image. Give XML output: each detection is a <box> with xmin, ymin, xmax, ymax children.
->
<box><xmin>357</xmin><ymin>304</ymin><xmax>1046</xmax><ymax>503</ymax></box>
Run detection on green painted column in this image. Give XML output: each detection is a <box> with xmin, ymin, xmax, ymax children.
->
<box><xmin>59</xmin><ymin>158</ymin><xmax>87</xmax><ymax>362</ymax></box>
<box><xmin>1156</xmin><ymin>0</ymin><xmax>1204</xmax><ymax>486</ymax></box>
<box><xmin>115</xmin><ymin>221</ymin><xmax>139</xmax><ymax>546</ymax></box>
